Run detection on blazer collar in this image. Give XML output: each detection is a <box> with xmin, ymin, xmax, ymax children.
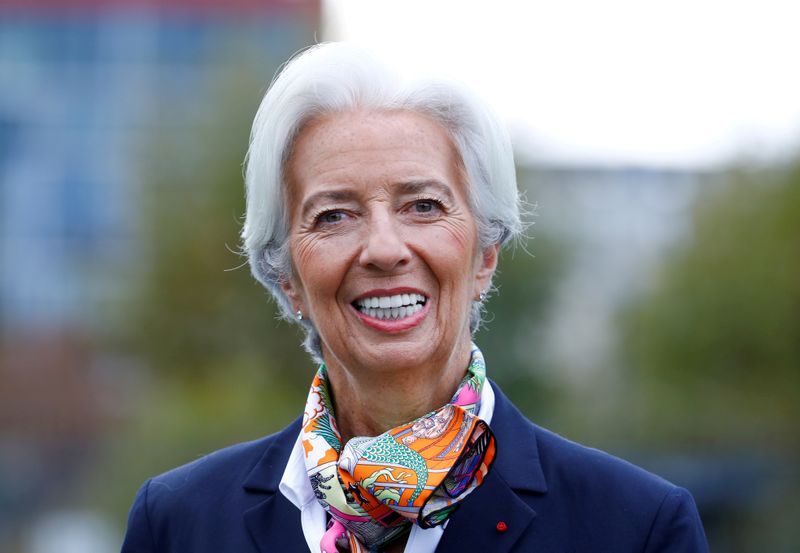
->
<box><xmin>435</xmin><ymin>383</ymin><xmax>548</xmax><ymax>551</ymax></box>
<box><xmin>242</xmin><ymin>416</ymin><xmax>306</xmax><ymax>552</ymax></box>
<box><xmin>488</xmin><ymin>380</ymin><xmax>548</xmax><ymax>494</ymax></box>
<box><xmin>242</xmin><ymin>415</ymin><xmax>303</xmax><ymax>493</ymax></box>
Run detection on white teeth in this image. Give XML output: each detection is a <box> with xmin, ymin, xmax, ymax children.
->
<box><xmin>355</xmin><ymin>293</ymin><xmax>428</xmax><ymax>319</ymax></box>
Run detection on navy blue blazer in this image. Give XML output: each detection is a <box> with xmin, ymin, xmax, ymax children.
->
<box><xmin>122</xmin><ymin>385</ymin><xmax>708</xmax><ymax>552</ymax></box>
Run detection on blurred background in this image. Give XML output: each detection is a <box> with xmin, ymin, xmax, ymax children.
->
<box><xmin>1</xmin><ymin>0</ymin><xmax>798</xmax><ymax>551</ymax></box>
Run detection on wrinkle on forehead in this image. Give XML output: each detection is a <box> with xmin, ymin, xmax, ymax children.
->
<box><xmin>284</xmin><ymin>109</ymin><xmax>471</xmax><ymax>218</ymax></box>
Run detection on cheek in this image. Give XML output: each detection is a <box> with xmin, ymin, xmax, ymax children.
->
<box><xmin>289</xmin><ymin>236</ymin><xmax>327</xmax><ymax>298</ymax></box>
<box><xmin>427</xmin><ymin>221</ymin><xmax>479</xmax><ymax>267</ymax></box>
<box><xmin>412</xmin><ymin>223</ymin><xmax>479</xmax><ymax>292</ymax></box>
<box><xmin>291</xmin><ymin>233</ymin><xmax>356</xmax><ymax>293</ymax></box>
<box><xmin>291</xmin><ymin>235</ymin><xmax>319</xmax><ymax>271</ymax></box>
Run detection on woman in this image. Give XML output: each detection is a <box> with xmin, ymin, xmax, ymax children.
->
<box><xmin>122</xmin><ymin>43</ymin><xmax>707</xmax><ymax>552</ymax></box>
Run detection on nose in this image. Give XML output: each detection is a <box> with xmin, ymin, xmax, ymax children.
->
<box><xmin>358</xmin><ymin>209</ymin><xmax>412</xmax><ymax>272</ymax></box>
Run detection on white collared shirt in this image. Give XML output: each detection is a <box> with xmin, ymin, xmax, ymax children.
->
<box><xmin>279</xmin><ymin>381</ymin><xmax>496</xmax><ymax>553</ymax></box>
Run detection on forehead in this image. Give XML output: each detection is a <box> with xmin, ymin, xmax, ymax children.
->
<box><xmin>285</xmin><ymin>110</ymin><xmax>465</xmax><ymax>204</ymax></box>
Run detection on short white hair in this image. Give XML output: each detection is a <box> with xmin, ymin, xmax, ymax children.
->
<box><xmin>243</xmin><ymin>42</ymin><xmax>522</xmax><ymax>360</ymax></box>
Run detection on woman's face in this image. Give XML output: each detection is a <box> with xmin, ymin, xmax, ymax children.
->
<box><xmin>282</xmin><ymin>110</ymin><xmax>497</xmax><ymax>376</ymax></box>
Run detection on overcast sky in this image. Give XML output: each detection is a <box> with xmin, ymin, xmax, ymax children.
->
<box><xmin>323</xmin><ymin>0</ymin><xmax>800</xmax><ymax>168</ymax></box>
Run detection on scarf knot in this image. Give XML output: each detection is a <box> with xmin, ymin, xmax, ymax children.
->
<box><xmin>302</xmin><ymin>344</ymin><xmax>496</xmax><ymax>552</ymax></box>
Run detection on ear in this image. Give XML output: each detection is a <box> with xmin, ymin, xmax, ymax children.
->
<box><xmin>280</xmin><ymin>277</ymin><xmax>304</xmax><ymax>314</ymax></box>
<box><xmin>473</xmin><ymin>243</ymin><xmax>500</xmax><ymax>299</ymax></box>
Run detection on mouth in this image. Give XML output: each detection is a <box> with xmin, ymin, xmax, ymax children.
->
<box><xmin>352</xmin><ymin>292</ymin><xmax>429</xmax><ymax>321</ymax></box>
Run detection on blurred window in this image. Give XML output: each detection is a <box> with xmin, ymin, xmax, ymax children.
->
<box><xmin>157</xmin><ymin>18</ymin><xmax>210</xmax><ymax>65</ymax></box>
<box><xmin>0</xmin><ymin>115</ymin><xmax>20</xmax><ymax>168</ymax></box>
<box><xmin>36</xmin><ymin>18</ymin><xmax>100</xmax><ymax>64</ymax></box>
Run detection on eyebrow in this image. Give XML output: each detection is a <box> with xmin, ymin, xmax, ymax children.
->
<box><xmin>300</xmin><ymin>189</ymin><xmax>358</xmax><ymax>219</ymax></box>
<box><xmin>299</xmin><ymin>179</ymin><xmax>457</xmax><ymax>219</ymax></box>
<box><xmin>395</xmin><ymin>179</ymin><xmax>456</xmax><ymax>204</ymax></box>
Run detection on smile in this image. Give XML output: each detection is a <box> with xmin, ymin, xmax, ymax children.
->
<box><xmin>353</xmin><ymin>293</ymin><xmax>428</xmax><ymax>320</ymax></box>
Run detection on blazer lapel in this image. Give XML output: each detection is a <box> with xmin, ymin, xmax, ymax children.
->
<box><xmin>242</xmin><ymin>416</ymin><xmax>308</xmax><ymax>553</ymax></box>
<box><xmin>244</xmin><ymin>492</ymin><xmax>307</xmax><ymax>552</ymax></box>
<box><xmin>436</xmin><ymin>383</ymin><xmax>548</xmax><ymax>552</ymax></box>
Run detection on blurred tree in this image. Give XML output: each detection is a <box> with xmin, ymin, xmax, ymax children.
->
<box><xmin>130</xmin><ymin>70</ymin><xmax>309</xmax><ymax>389</ymax></box>
<box><xmin>618</xmin><ymin>159</ymin><xmax>800</xmax><ymax>551</ymax></box>
<box><xmin>477</xmin><ymin>221</ymin><xmax>567</xmax><ymax>423</ymax></box>
<box><xmin>86</xmin><ymin>61</ymin><xmax>312</xmax><ymax>522</ymax></box>
<box><xmin>620</xmin><ymin>161</ymin><xmax>799</xmax><ymax>450</ymax></box>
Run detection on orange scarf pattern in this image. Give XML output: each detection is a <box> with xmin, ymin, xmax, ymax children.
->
<box><xmin>302</xmin><ymin>344</ymin><xmax>496</xmax><ymax>552</ymax></box>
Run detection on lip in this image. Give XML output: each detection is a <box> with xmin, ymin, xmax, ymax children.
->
<box><xmin>350</xmin><ymin>287</ymin><xmax>430</xmax><ymax>333</ymax></box>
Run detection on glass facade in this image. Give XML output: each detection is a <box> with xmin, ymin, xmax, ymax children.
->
<box><xmin>0</xmin><ymin>5</ymin><xmax>319</xmax><ymax>331</ymax></box>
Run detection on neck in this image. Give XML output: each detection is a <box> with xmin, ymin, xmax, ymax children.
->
<box><xmin>324</xmin><ymin>339</ymin><xmax>473</xmax><ymax>443</ymax></box>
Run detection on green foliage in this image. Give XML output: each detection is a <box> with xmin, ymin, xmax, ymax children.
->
<box><xmin>477</xmin><ymin>235</ymin><xmax>567</xmax><ymax>422</ymax></box>
<box><xmin>128</xmin><ymin>65</ymin><xmax>312</xmax><ymax>387</ymax></box>
<box><xmin>87</xmin><ymin>63</ymin><xmax>313</xmax><ymax>523</ymax></box>
<box><xmin>83</xmin><ymin>365</ymin><xmax>304</xmax><ymax>523</ymax></box>
<box><xmin>620</xmin><ymin>160</ymin><xmax>800</xmax><ymax>453</ymax></box>
<box><xmin>616</xmin><ymin>160</ymin><xmax>800</xmax><ymax>551</ymax></box>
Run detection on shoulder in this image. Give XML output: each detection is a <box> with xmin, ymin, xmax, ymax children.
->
<box><xmin>491</xmin><ymin>382</ymin><xmax>675</xmax><ymax>501</ymax></box>
<box><xmin>121</xmin><ymin>417</ymin><xmax>302</xmax><ymax>552</ymax></box>
<box><xmin>148</xmin><ymin>431</ymin><xmax>283</xmax><ymax>494</ymax></box>
<box><xmin>149</xmin><ymin>416</ymin><xmax>300</xmax><ymax>503</ymax></box>
<box><xmin>488</xmin><ymin>385</ymin><xmax>707</xmax><ymax>551</ymax></box>
<box><xmin>534</xmin><ymin>422</ymin><xmax>675</xmax><ymax>498</ymax></box>
<box><xmin>491</xmin><ymin>380</ymin><xmax>674</xmax><ymax>499</ymax></box>
<box><xmin>535</xmin><ymin>427</ymin><xmax>707</xmax><ymax>549</ymax></box>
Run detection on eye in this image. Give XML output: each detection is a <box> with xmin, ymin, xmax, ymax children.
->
<box><xmin>410</xmin><ymin>198</ymin><xmax>444</xmax><ymax>215</ymax></box>
<box><xmin>314</xmin><ymin>209</ymin><xmax>348</xmax><ymax>227</ymax></box>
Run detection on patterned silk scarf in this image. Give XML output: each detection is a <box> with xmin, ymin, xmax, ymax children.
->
<box><xmin>302</xmin><ymin>344</ymin><xmax>497</xmax><ymax>553</ymax></box>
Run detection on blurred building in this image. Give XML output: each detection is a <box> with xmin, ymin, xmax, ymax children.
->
<box><xmin>520</xmin><ymin>165</ymin><xmax>703</xmax><ymax>380</ymax></box>
<box><xmin>0</xmin><ymin>0</ymin><xmax>319</xmax><ymax>333</ymax></box>
<box><xmin>0</xmin><ymin>0</ymin><xmax>319</xmax><ymax>547</ymax></box>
